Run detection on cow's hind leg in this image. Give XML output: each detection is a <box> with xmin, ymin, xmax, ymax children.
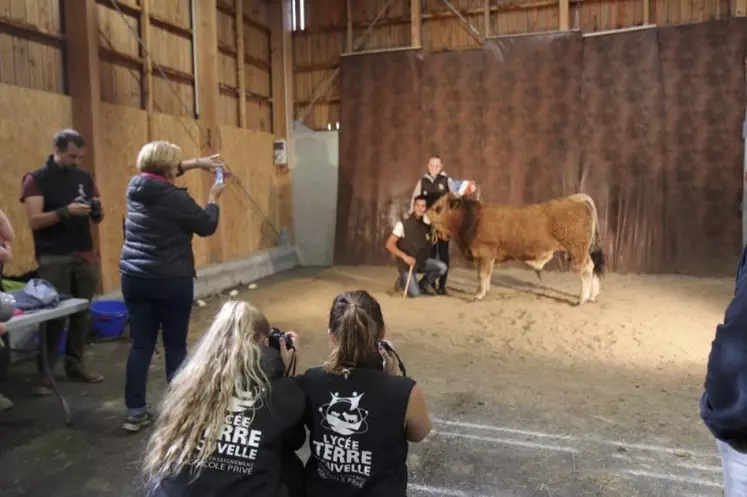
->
<box><xmin>575</xmin><ymin>257</ymin><xmax>594</xmax><ymax>305</ymax></box>
<box><xmin>590</xmin><ymin>273</ymin><xmax>600</xmax><ymax>302</ymax></box>
<box><xmin>475</xmin><ymin>257</ymin><xmax>495</xmax><ymax>301</ymax></box>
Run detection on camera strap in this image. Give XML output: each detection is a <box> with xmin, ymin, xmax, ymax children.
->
<box><xmin>388</xmin><ymin>347</ymin><xmax>407</xmax><ymax>377</ymax></box>
<box><xmin>284</xmin><ymin>349</ymin><xmax>298</xmax><ymax>377</ymax></box>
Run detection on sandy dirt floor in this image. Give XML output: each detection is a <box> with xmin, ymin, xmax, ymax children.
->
<box><xmin>186</xmin><ymin>264</ymin><xmax>733</xmax><ymax>495</ymax></box>
<box><xmin>0</xmin><ymin>264</ymin><xmax>735</xmax><ymax>496</ymax></box>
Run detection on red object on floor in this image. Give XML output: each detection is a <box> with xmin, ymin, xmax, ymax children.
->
<box><xmin>12</xmin><ymin>309</ymin><xmax>23</xmax><ymax>316</ymax></box>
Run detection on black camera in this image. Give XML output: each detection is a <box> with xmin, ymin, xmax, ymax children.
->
<box><xmin>90</xmin><ymin>198</ymin><xmax>102</xmax><ymax>221</ymax></box>
<box><xmin>269</xmin><ymin>327</ymin><xmax>295</xmax><ymax>350</ymax></box>
<box><xmin>377</xmin><ymin>340</ymin><xmax>407</xmax><ymax>377</ymax></box>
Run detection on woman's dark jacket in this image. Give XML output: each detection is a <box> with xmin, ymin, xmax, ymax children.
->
<box><xmin>120</xmin><ymin>173</ymin><xmax>219</xmax><ymax>279</ymax></box>
<box><xmin>701</xmin><ymin>243</ymin><xmax>747</xmax><ymax>451</ymax></box>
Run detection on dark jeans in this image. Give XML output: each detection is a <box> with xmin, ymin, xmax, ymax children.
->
<box><xmin>431</xmin><ymin>238</ymin><xmax>450</xmax><ymax>290</ymax></box>
<box><xmin>399</xmin><ymin>258</ymin><xmax>448</xmax><ymax>297</ymax></box>
<box><xmin>36</xmin><ymin>254</ymin><xmax>99</xmax><ymax>374</ymax></box>
<box><xmin>122</xmin><ymin>274</ymin><xmax>194</xmax><ymax>414</ymax></box>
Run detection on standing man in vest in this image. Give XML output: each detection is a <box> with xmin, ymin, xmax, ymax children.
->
<box><xmin>20</xmin><ymin>128</ymin><xmax>105</xmax><ymax>395</ymax></box>
<box><xmin>409</xmin><ymin>155</ymin><xmax>476</xmax><ymax>295</ymax></box>
<box><xmin>385</xmin><ymin>195</ymin><xmax>447</xmax><ymax>297</ymax></box>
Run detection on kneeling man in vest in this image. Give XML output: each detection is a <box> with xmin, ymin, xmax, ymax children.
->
<box><xmin>385</xmin><ymin>195</ymin><xmax>447</xmax><ymax>297</ymax></box>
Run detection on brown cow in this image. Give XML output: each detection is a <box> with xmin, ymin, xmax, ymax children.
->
<box><xmin>424</xmin><ymin>193</ymin><xmax>605</xmax><ymax>305</ymax></box>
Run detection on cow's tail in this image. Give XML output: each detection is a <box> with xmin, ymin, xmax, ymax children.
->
<box><xmin>568</xmin><ymin>193</ymin><xmax>605</xmax><ymax>277</ymax></box>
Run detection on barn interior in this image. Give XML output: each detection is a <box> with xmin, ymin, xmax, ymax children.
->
<box><xmin>0</xmin><ymin>0</ymin><xmax>744</xmax><ymax>496</ymax></box>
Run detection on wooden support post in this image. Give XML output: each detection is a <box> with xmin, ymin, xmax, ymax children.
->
<box><xmin>559</xmin><ymin>0</ymin><xmax>570</xmax><ymax>30</ymax></box>
<box><xmin>484</xmin><ymin>0</ymin><xmax>490</xmax><ymax>37</ymax></box>
<box><xmin>236</xmin><ymin>0</ymin><xmax>247</xmax><ymax>128</ymax></box>
<box><xmin>269</xmin><ymin>0</ymin><xmax>294</xmax><ymax>237</ymax></box>
<box><xmin>62</xmin><ymin>0</ymin><xmax>105</xmax><ymax>291</ymax></box>
<box><xmin>141</xmin><ymin>0</ymin><xmax>154</xmax><ymax>138</ymax></box>
<box><xmin>411</xmin><ymin>0</ymin><xmax>421</xmax><ymax>48</ymax></box>
<box><xmin>346</xmin><ymin>0</ymin><xmax>353</xmax><ymax>52</ymax></box>
<box><xmin>195</xmin><ymin>0</ymin><xmax>223</xmax><ymax>263</ymax></box>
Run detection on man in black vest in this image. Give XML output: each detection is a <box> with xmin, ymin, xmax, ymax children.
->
<box><xmin>409</xmin><ymin>155</ymin><xmax>476</xmax><ymax>295</ymax></box>
<box><xmin>385</xmin><ymin>195</ymin><xmax>447</xmax><ymax>297</ymax></box>
<box><xmin>20</xmin><ymin>128</ymin><xmax>105</xmax><ymax>395</ymax></box>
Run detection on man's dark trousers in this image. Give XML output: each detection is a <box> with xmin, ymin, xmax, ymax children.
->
<box><xmin>36</xmin><ymin>254</ymin><xmax>98</xmax><ymax>374</ymax></box>
<box><xmin>431</xmin><ymin>237</ymin><xmax>450</xmax><ymax>292</ymax></box>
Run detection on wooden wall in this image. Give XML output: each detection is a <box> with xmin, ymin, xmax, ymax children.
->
<box><xmin>0</xmin><ymin>0</ymin><xmax>294</xmax><ymax>293</ymax></box>
<box><xmin>292</xmin><ymin>0</ymin><xmax>746</xmax><ymax>130</ymax></box>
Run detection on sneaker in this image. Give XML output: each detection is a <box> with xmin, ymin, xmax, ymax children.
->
<box><xmin>123</xmin><ymin>410</ymin><xmax>154</xmax><ymax>433</ymax></box>
<box><xmin>0</xmin><ymin>393</ymin><xmax>13</xmax><ymax>410</ymax></box>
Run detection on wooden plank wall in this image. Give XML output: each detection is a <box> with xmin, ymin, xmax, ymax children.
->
<box><xmin>0</xmin><ymin>0</ymin><xmax>293</xmax><ymax>293</ymax></box>
<box><xmin>292</xmin><ymin>0</ymin><xmax>745</xmax><ymax>130</ymax></box>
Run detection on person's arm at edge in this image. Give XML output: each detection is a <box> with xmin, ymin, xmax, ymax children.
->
<box><xmin>405</xmin><ymin>383</ymin><xmax>432</xmax><ymax>442</ymax></box>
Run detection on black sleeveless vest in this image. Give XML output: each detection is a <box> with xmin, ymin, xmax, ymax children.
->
<box><xmin>419</xmin><ymin>174</ymin><xmax>450</xmax><ymax>209</ymax></box>
<box><xmin>153</xmin><ymin>375</ymin><xmax>307</xmax><ymax>497</ymax></box>
<box><xmin>29</xmin><ymin>156</ymin><xmax>95</xmax><ymax>260</ymax></box>
<box><xmin>301</xmin><ymin>367</ymin><xmax>416</xmax><ymax>497</ymax></box>
<box><xmin>395</xmin><ymin>216</ymin><xmax>432</xmax><ymax>273</ymax></box>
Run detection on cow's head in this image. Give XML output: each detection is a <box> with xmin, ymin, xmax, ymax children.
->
<box><xmin>426</xmin><ymin>193</ymin><xmax>482</xmax><ymax>246</ymax></box>
<box><xmin>425</xmin><ymin>194</ymin><xmax>464</xmax><ymax>240</ymax></box>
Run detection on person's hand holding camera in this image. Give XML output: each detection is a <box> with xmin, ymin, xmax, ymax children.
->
<box><xmin>378</xmin><ymin>339</ymin><xmax>401</xmax><ymax>376</ymax></box>
<box><xmin>208</xmin><ymin>182</ymin><xmax>226</xmax><ymax>204</ymax></box>
<box><xmin>279</xmin><ymin>331</ymin><xmax>298</xmax><ymax>371</ymax></box>
<box><xmin>66</xmin><ymin>202</ymin><xmax>91</xmax><ymax>217</ymax></box>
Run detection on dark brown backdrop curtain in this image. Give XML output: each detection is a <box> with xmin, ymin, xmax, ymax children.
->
<box><xmin>335</xmin><ymin>51</ymin><xmax>422</xmax><ymax>266</ymax></box>
<box><xmin>658</xmin><ymin>19</ymin><xmax>747</xmax><ymax>277</ymax></box>
<box><xmin>580</xmin><ymin>29</ymin><xmax>667</xmax><ymax>274</ymax></box>
<box><xmin>335</xmin><ymin>19</ymin><xmax>747</xmax><ymax>277</ymax></box>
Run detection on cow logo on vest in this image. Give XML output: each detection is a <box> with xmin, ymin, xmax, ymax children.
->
<box><xmin>320</xmin><ymin>391</ymin><xmax>369</xmax><ymax>436</ymax></box>
<box><xmin>312</xmin><ymin>391</ymin><xmax>373</xmax><ymax>488</ymax></box>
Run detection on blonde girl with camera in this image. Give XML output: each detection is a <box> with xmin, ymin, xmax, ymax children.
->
<box><xmin>141</xmin><ymin>300</ymin><xmax>306</xmax><ymax>497</ymax></box>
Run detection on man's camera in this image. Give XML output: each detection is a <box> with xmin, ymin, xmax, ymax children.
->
<box><xmin>268</xmin><ymin>327</ymin><xmax>295</xmax><ymax>350</ymax></box>
<box><xmin>0</xmin><ymin>292</ymin><xmax>16</xmax><ymax>324</ymax></box>
<box><xmin>90</xmin><ymin>199</ymin><xmax>102</xmax><ymax>221</ymax></box>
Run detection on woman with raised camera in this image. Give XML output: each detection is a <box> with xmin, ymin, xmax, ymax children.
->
<box><xmin>141</xmin><ymin>300</ymin><xmax>306</xmax><ymax>497</ymax></box>
<box><xmin>300</xmin><ymin>290</ymin><xmax>432</xmax><ymax>496</ymax></box>
<box><xmin>120</xmin><ymin>141</ymin><xmax>225</xmax><ymax>433</ymax></box>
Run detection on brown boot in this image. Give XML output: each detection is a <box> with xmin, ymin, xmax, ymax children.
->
<box><xmin>66</xmin><ymin>367</ymin><xmax>104</xmax><ymax>383</ymax></box>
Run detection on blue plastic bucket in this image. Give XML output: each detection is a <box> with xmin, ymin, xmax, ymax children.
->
<box><xmin>90</xmin><ymin>300</ymin><xmax>128</xmax><ymax>338</ymax></box>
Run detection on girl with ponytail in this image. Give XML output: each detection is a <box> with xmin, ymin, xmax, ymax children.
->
<box><xmin>141</xmin><ymin>300</ymin><xmax>306</xmax><ymax>497</ymax></box>
<box><xmin>301</xmin><ymin>290</ymin><xmax>432</xmax><ymax>497</ymax></box>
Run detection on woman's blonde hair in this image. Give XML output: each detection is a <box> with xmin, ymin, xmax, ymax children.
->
<box><xmin>136</xmin><ymin>140</ymin><xmax>182</xmax><ymax>177</ymax></box>
<box><xmin>142</xmin><ymin>300</ymin><xmax>272</xmax><ymax>488</ymax></box>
